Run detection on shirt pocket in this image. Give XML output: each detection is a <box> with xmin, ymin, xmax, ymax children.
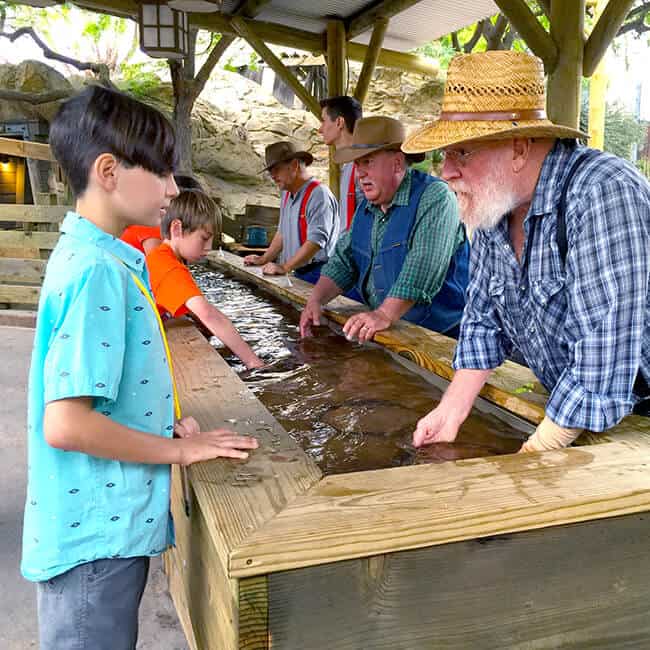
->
<box><xmin>487</xmin><ymin>276</ymin><xmax>518</xmax><ymax>339</ymax></box>
<box><xmin>529</xmin><ymin>277</ymin><xmax>568</xmax><ymax>346</ymax></box>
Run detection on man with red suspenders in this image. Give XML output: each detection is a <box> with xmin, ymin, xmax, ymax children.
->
<box><xmin>318</xmin><ymin>96</ymin><xmax>364</xmax><ymax>233</ymax></box>
<box><xmin>244</xmin><ymin>142</ymin><xmax>339</xmax><ymax>284</ymax></box>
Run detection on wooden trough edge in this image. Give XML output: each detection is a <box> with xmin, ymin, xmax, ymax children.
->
<box><xmin>165</xmin><ymin>289</ymin><xmax>650</xmax><ymax>582</ymax></box>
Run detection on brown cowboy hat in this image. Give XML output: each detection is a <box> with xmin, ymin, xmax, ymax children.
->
<box><xmin>402</xmin><ymin>50</ymin><xmax>588</xmax><ymax>154</ymax></box>
<box><xmin>261</xmin><ymin>141</ymin><xmax>313</xmax><ymax>173</ymax></box>
<box><xmin>334</xmin><ymin>116</ymin><xmax>426</xmax><ymax>164</ymax></box>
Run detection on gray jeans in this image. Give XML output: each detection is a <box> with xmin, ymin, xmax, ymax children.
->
<box><xmin>37</xmin><ymin>556</ymin><xmax>150</xmax><ymax>650</ymax></box>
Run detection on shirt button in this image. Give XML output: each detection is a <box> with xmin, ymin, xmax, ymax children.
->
<box><xmin>520</xmin><ymin>285</ymin><xmax>526</xmax><ymax>292</ymax></box>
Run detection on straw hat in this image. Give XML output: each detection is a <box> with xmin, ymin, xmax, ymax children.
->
<box><xmin>334</xmin><ymin>116</ymin><xmax>425</xmax><ymax>164</ymax></box>
<box><xmin>261</xmin><ymin>141</ymin><xmax>313</xmax><ymax>172</ymax></box>
<box><xmin>402</xmin><ymin>51</ymin><xmax>588</xmax><ymax>154</ymax></box>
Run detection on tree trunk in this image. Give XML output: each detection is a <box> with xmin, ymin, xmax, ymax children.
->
<box><xmin>173</xmin><ymin>91</ymin><xmax>195</xmax><ymax>175</ymax></box>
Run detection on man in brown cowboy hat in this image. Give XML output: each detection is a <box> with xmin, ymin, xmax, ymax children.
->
<box><xmin>403</xmin><ymin>50</ymin><xmax>650</xmax><ymax>453</ymax></box>
<box><xmin>244</xmin><ymin>141</ymin><xmax>339</xmax><ymax>284</ymax></box>
<box><xmin>299</xmin><ymin>115</ymin><xmax>469</xmax><ymax>341</ymax></box>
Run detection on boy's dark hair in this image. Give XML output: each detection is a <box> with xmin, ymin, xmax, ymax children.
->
<box><xmin>49</xmin><ymin>85</ymin><xmax>177</xmax><ymax>198</ymax></box>
<box><xmin>162</xmin><ymin>189</ymin><xmax>221</xmax><ymax>244</ymax></box>
<box><xmin>173</xmin><ymin>174</ymin><xmax>203</xmax><ymax>191</ymax></box>
<box><xmin>319</xmin><ymin>96</ymin><xmax>363</xmax><ymax>134</ymax></box>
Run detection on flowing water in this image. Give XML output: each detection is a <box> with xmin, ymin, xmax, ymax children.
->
<box><xmin>194</xmin><ymin>265</ymin><xmax>526</xmax><ymax>475</ymax></box>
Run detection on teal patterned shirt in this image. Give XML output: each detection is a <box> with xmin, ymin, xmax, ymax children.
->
<box><xmin>22</xmin><ymin>213</ymin><xmax>175</xmax><ymax>582</ymax></box>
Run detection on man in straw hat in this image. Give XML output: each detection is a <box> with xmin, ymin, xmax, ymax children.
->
<box><xmin>402</xmin><ymin>50</ymin><xmax>650</xmax><ymax>453</ymax></box>
<box><xmin>299</xmin><ymin>116</ymin><xmax>470</xmax><ymax>341</ymax></box>
<box><xmin>244</xmin><ymin>141</ymin><xmax>339</xmax><ymax>284</ymax></box>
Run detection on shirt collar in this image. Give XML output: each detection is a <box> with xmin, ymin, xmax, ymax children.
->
<box><xmin>60</xmin><ymin>212</ymin><xmax>146</xmax><ymax>273</ymax></box>
<box><xmin>289</xmin><ymin>177</ymin><xmax>316</xmax><ymax>200</ymax></box>
<box><xmin>529</xmin><ymin>139</ymin><xmax>581</xmax><ymax>217</ymax></box>
<box><xmin>366</xmin><ymin>168</ymin><xmax>412</xmax><ymax>218</ymax></box>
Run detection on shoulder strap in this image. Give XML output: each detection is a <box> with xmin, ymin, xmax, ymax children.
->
<box><xmin>556</xmin><ymin>149</ymin><xmax>599</xmax><ymax>264</ymax></box>
<box><xmin>299</xmin><ymin>180</ymin><xmax>321</xmax><ymax>244</ymax></box>
<box><xmin>346</xmin><ymin>164</ymin><xmax>357</xmax><ymax>230</ymax></box>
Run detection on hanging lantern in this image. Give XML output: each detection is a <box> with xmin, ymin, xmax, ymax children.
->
<box><xmin>167</xmin><ymin>0</ymin><xmax>222</xmax><ymax>11</ymax></box>
<box><xmin>138</xmin><ymin>2</ymin><xmax>189</xmax><ymax>60</ymax></box>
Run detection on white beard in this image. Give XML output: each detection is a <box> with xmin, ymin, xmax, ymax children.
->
<box><xmin>451</xmin><ymin>166</ymin><xmax>520</xmax><ymax>231</ymax></box>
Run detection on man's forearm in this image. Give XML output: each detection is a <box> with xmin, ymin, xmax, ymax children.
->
<box><xmin>377</xmin><ymin>297</ymin><xmax>415</xmax><ymax>323</ymax></box>
<box><xmin>309</xmin><ymin>275</ymin><xmax>344</xmax><ymax>305</ymax></box>
<box><xmin>283</xmin><ymin>241</ymin><xmax>321</xmax><ymax>272</ymax></box>
<box><xmin>441</xmin><ymin>368</ymin><xmax>493</xmax><ymax>421</ymax></box>
<box><xmin>260</xmin><ymin>232</ymin><xmax>283</xmax><ymax>264</ymax></box>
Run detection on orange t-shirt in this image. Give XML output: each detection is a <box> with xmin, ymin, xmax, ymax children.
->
<box><xmin>121</xmin><ymin>225</ymin><xmax>162</xmax><ymax>254</ymax></box>
<box><xmin>146</xmin><ymin>243</ymin><xmax>202</xmax><ymax>318</ymax></box>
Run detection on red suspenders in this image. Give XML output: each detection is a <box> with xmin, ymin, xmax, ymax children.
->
<box><xmin>346</xmin><ymin>163</ymin><xmax>357</xmax><ymax>229</ymax></box>
<box><xmin>282</xmin><ymin>180</ymin><xmax>321</xmax><ymax>244</ymax></box>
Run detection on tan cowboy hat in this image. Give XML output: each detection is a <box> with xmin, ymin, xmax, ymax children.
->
<box><xmin>261</xmin><ymin>141</ymin><xmax>313</xmax><ymax>172</ymax></box>
<box><xmin>402</xmin><ymin>51</ymin><xmax>588</xmax><ymax>154</ymax></box>
<box><xmin>334</xmin><ymin>116</ymin><xmax>426</xmax><ymax>164</ymax></box>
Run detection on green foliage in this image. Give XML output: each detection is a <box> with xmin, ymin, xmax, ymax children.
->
<box><xmin>603</xmin><ymin>101</ymin><xmax>646</xmax><ymax>160</ymax></box>
<box><xmin>415</xmin><ymin>36</ymin><xmax>458</xmax><ymax>67</ymax></box>
<box><xmin>118</xmin><ymin>62</ymin><xmax>165</xmax><ymax>98</ymax></box>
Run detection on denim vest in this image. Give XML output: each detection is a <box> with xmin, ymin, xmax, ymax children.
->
<box><xmin>350</xmin><ymin>170</ymin><xmax>469</xmax><ymax>334</ymax></box>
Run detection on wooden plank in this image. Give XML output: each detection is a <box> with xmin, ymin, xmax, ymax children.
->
<box><xmin>15</xmin><ymin>159</ymin><xmax>25</xmax><ymax>205</ymax></box>
<box><xmin>0</xmin><ymin>230</ymin><xmax>59</xmax><ymax>250</ymax></box>
<box><xmin>166</xmin><ymin>319</ymin><xmax>322</xmax><ymax>559</ymax></box>
<box><xmin>583</xmin><ymin>0</ymin><xmax>636</xmax><ymax>76</ymax></box>
<box><xmin>232</xmin><ymin>16</ymin><xmax>322</xmax><ymax>119</ymax></box>
<box><xmin>0</xmin><ymin>204</ymin><xmax>68</xmax><ymax>224</ymax></box>
<box><xmin>0</xmin><ymin>284</ymin><xmax>40</xmax><ymax>305</ymax></box>
<box><xmin>0</xmin><ymin>137</ymin><xmax>53</xmax><ymax>162</ymax></box>
<box><xmin>354</xmin><ymin>18</ymin><xmax>390</xmax><ymax>104</ymax></box>
<box><xmin>230</xmin><ymin>435</ymin><xmax>650</xmax><ymax>576</ymax></box>
<box><xmin>206</xmin><ymin>250</ymin><xmax>548</xmax><ymax>423</ymax></box>
<box><xmin>326</xmin><ymin>19</ymin><xmax>346</xmax><ymax>200</ymax></box>
<box><xmin>266</xmin><ymin>513</ymin><xmax>650</xmax><ymax>649</ymax></box>
<box><xmin>0</xmin><ymin>258</ymin><xmax>46</xmax><ymax>284</ymax></box>
<box><xmin>347</xmin><ymin>0</ymin><xmax>424</xmax><ymax>40</ymax></box>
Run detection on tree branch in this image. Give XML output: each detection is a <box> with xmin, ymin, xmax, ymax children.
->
<box><xmin>463</xmin><ymin>19</ymin><xmax>486</xmax><ymax>52</ymax></box>
<box><xmin>451</xmin><ymin>30</ymin><xmax>461</xmax><ymax>51</ymax></box>
<box><xmin>0</xmin><ymin>88</ymin><xmax>72</xmax><ymax>104</ymax></box>
<box><xmin>192</xmin><ymin>33</ymin><xmax>236</xmax><ymax>99</ymax></box>
<box><xmin>0</xmin><ymin>26</ymin><xmax>114</xmax><ymax>87</ymax></box>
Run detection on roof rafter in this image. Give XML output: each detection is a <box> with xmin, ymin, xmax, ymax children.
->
<box><xmin>346</xmin><ymin>0</ymin><xmax>425</xmax><ymax>40</ymax></box>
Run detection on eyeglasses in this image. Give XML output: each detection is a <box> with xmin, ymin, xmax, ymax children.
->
<box><xmin>441</xmin><ymin>142</ymin><xmax>498</xmax><ymax>167</ymax></box>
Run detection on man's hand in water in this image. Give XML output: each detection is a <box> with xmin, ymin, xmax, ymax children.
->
<box><xmin>412</xmin><ymin>405</ymin><xmax>463</xmax><ymax>447</ymax></box>
<box><xmin>262</xmin><ymin>262</ymin><xmax>286</xmax><ymax>275</ymax></box>
<box><xmin>300</xmin><ymin>299</ymin><xmax>322</xmax><ymax>337</ymax></box>
<box><xmin>343</xmin><ymin>308</ymin><xmax>392</xmax><ymax>343</ymax></box>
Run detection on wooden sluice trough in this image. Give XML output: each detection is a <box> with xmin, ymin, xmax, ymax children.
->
<box><xmin>164</xmin><ymin>250</ymin><xmax>650</xmax><ymax>649</ymax></box>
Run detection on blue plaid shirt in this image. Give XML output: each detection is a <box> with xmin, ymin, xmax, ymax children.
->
<box><xmin>454</xmin><ymin>140</ymin><xmax>650</xmax><ymax>431</ymax></box>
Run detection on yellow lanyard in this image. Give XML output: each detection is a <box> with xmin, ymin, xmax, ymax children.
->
<box><xmin>124</xmin><ymin>267</ymin><xmax>182</xmax><ymax>421</ymax></box>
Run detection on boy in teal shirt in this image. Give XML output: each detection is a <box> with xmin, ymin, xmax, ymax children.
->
<box><xmin>22</xmin><ymin>85</ymin><xmax>257</xmax><ymax>649</ymax></box>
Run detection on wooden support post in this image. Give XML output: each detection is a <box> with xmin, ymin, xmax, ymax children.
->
<box><xmin>327</xmin><ymin>19</ymin><xmax>347</xmax><ymax>200</ymax></box>
<box><xmin>588</xmin><ymin>0</ymin><xmax>608</xmax><ymax>150</ymax></box>
<box><xmin>15</xmin><ymin>159</ymin><xmax>25</xmax><ymax>205</ymax></box>
<box><xmin>583</xmin><ymin>0</ymin><xmax>636</xmax><ymax>77</ymax></box>
<box><xmin>493</xmin><ymin>0</ymin><xmax>558</xmax><ymax>70</ymax></box>
<box><xmin>547</xmin><ymin>0</ymin><xmax>586</xmax><ymax>128</ymax></box>
<box><xmin>354</xmin><ymin>18</ymin><xmax>389</xmax><ymax>104</ymax></box>
<box><xmin>231</xmin><ymin>16</ymin><xmax>322</xmax><ymax>119</ymax></box>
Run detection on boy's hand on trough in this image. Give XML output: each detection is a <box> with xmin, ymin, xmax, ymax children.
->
<box><xmin>174</xmin><ymin>415</ymin><xmax>201</xmax><ymax>438</ymax></box>
<box><xmin>177</xmin><ymin>429</ymin><xmax>259</xmax><ymax>466</ymax></box>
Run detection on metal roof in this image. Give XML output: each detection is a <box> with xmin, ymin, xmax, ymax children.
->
<box><xmin>217</xmin><ymin>0</ymin><xmax>498</xmax><ymax>52</ymax></box>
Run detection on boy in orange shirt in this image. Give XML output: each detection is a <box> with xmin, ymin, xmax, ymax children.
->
<box><xmin>147</xmin><ymin>189</ymin><xmax>264</xmax><ymax>369</ymax></box>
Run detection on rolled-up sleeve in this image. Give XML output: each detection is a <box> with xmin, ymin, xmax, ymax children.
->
<box><xmin>453</xmin><ymin>230</ymin><xmax>507</xmax><ymax>371</ymax></box>
<box><xmin>321</xmin><ymin>229</ymin><xmax>358</xmax><ymax>291</ymax></box>
<box><xmin>387</xmin><ymin>181</ymin><xmax>463</xmax><ymax>303</ymax></box>
<box><xmin>545</xmin><ymin>177</ymin><xmax>648</xmax><ymax>430</ymax></box>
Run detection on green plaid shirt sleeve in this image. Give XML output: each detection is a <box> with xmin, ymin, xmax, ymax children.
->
<box><xmin>386</xmin><ymin>179</ymin><xmax>463</xmax><ymax>304</ymax></box>
<box><xmin>321</xmin><ymin>228</ymin><xmax>358</xmax><ymax>291</ymax></box>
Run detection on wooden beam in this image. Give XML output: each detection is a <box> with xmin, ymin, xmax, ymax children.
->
<box><xmin>354</xmin><ymin>18</ymin><xmax>389</xmax><ymax>104</ymax></box>
<box><xmin>0</xmin><ymin>205</ymin><xmax>68</xmax><ymax>223</ymax></box>
<box><xmin>234</xmin><ymin>0</ymin><xmax>272</xmax><ymax>19</ymax></box>
<box><xmin>0</xmin><ymin>258</ymin><xmax>46</xmax><ymax>284</ymax></box>
<box><xmin>348</xmin><ymin>43</ymin><xmax>438</xmax><ymax>76</ymax></box>
<box><xmin>0</xmin><ymin>230</ymin><xmax>59</xmax><ymax>251</ymax></box>
<box><xmin>0</xmin><ymin>137</ymin><xmax>53</xmax><ymax>162</ymax></box>
<box><xmin>584</xmin><ymin>0</ymin><xmax>636</xmax><ymax>77</ymax></box>
<box><xmin>493</xmin><ymin>0</ymin><xmax>558</xmax><ymax>70</ymax></box>
<box><xmin>231</xmin><ymin>17</ymin><xmax>322</xmax><ymax>118</ymax></box>
<box><xmin>327</xmin><ymin>19</ymin><xmax>347</xmax><ymax>200</ymax></box>
<box><xmin>0</xmin><ymin>284</ymin><xmax>40</xmax><ymax>305</ymax></box>
<box><xmin>547</xmin><ymin>0</ymin><xmax>585</xmax><ymax>128</ymax></box>
<box><xmin>346</xmin><ymin>0</ymin><xmax>424</xmax><ymax>40</ymax></box>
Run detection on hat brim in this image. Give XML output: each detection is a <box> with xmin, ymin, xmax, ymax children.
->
<box><xmin>402</xmin><ymin>119</ymin><xmax>588</xmax><ymax>154</ymax></box>
<box><xmin>334</xmin><ymin>141</ymin><xmax>425</xmax><ymax>165</ymax></box>
<box><xmin>260</xmin><ymin>151</ymin><xmax>314</xmax><ymax>173</ymax></box>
